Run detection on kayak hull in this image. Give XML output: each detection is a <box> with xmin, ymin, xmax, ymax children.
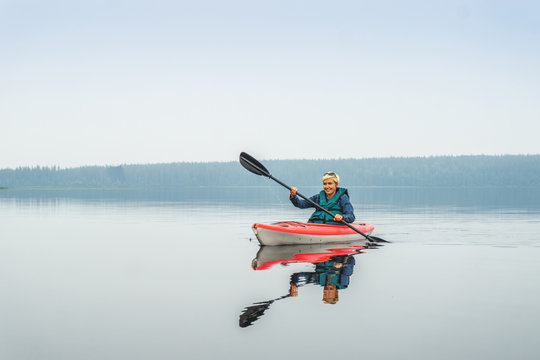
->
<box><xmin>252</xmin><ymin>221</ymin><xmax>375</xmax><ymax>246</ymax></box>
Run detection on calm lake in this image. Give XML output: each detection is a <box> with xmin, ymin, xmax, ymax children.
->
<box><xmin>1</xmin><ymin>187</ymin><xmax>540</xmax><ymax>360</ymax></box>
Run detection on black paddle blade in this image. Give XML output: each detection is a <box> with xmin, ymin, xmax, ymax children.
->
<box><xmin>239</xmin><ymin>152</ymin><xmax>271</xmax><ymax>177</ymax></box>
<box><xmin>239</xmin><ymin>294</ymin><xmax>290</xmax><ymax>328</ymax></box>
<box><xmin>369</xmin><ymin>236</ymin><xmax>390</xmax><ymax>243</ymax></box>
<box><xmin>239</xmin><ymin>300</ymin><xmax>273</xmax><ymax>328</ymax></box>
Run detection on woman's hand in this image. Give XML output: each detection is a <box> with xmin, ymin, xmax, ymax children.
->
<box><xmin>290</xmin><ymin>186</ymin><xmax>298</xmax><ymax>198</ymax></box>
<box><xmin>334</xmin><ymin>214</ymin><xmax>343</xmax><ymax>222</ymax></box>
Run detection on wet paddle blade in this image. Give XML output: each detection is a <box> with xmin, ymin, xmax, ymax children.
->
<box><xmin>239</xmin><ymin>294</ymin><xmax>290</xmax><ymax>328</ymax></box>
<box><xmin>239</xmin><ymin>301</ymin><xmax>273</xmax><ymax>328</ymax></box>
<box><xmin>239</xmin><ymin>152</ymin><xmax>271</xmax><ymax>177</ymax></box>
<box><xmin>369</xmin><ymin>236</ymin><xmax>390</xmax><ymax>243</ymax></box>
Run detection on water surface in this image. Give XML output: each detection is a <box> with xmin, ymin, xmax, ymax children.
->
<box><xmin>1</xmin><ymin>188</ymin><xmax>539</xmax><ymax>359</ymax></box>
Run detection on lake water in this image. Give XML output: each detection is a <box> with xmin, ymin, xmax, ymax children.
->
<box><xmin>1</xmin><ymin>187</ymin><xmax>540</xmax><ymax>359</ymax></box>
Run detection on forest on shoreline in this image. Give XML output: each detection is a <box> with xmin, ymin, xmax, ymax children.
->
<box><xmin>1</xmin><ymin>155</ymin><xmax>539</xmax><ymax>189</ymax></box>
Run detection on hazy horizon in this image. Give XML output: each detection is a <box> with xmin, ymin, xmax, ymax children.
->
<box><xmin>1</xmin><ymin>152</ymin><xmax>539</xmax><ymax>171</ymax></box>
<box><xmin>2</xmin><ymin>1</ymin><xmax>539</xmax><ymax>168</ymax></box>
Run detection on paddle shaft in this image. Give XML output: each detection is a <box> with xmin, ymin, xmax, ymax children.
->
<box><xmin>266</xmin><ymin>174</ymin><xmax>374</xmax><ymax>242</ymax></box>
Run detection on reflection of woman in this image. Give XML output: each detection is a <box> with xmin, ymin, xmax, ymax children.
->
<box><xmin>290</xmin><ymin>172</ymin><xmax>355</xmax><ymax>224</ymax></box>
<box><xmin>240</xmin><ymin>254</ymin><xmax>359</xmax><ymax>327</ymax></box>
<box><xmin>289</xmin><ymin>255</ymin><xmax>356</xmax><ymax>304</ymax></box>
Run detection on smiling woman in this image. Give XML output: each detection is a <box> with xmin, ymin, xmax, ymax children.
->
<box><xmin>289</xmin><ymin>171</ymin><xmax>355</xmax><ymax>225</ymax></box>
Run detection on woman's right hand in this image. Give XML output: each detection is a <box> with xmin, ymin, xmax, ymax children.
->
<box><xmin>290</xmin><ymin>186</ymin><xmax>298</xmax><ymax>198</ymax></box>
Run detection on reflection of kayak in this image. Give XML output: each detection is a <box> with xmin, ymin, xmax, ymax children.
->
<box><xmin>252</xmin><ymin>241</ymin><xmax>367</xmax><ymax>270</ymax></box>
<box><xmin>252</xmin><ymin>221</ymin><xmax>375</xmax><ymax>246</ymax></box>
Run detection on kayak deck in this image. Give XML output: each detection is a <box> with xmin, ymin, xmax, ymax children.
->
<box><xmin>252</xmin><ymin>221</ymin><xmax>375</xmax><ymax>246</ymax></box>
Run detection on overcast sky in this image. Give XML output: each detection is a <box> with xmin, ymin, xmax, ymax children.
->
<box><xmin>1</xmin><ymin>0</ymin><xmax>539</xmax><ymax>168</ymax></box>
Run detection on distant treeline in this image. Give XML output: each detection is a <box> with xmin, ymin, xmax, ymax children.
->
<box><xmin>1</xmin><ymin>155</ymin><xmax>540</xmax><ymax>188</ymax></box>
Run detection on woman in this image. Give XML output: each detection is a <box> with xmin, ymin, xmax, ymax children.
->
<box><xmin>290</xmin><ymin>171</ymin><xmax>355</xmax><ymax>225</ymax></box>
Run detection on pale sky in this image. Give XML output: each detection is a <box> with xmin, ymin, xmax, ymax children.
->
<box><xmin>1</xmin><ymin>0</ymin><xmax>539</xmax><ymax>168</ymax></box>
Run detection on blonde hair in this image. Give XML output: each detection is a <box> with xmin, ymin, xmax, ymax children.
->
<box><xmin>322</xmin><ymin>171</ymin><xmax>339</xmax><ymax>184</ymax></box>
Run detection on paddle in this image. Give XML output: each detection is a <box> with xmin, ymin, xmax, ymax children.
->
<box><xmin>239</xmin><ymin>294</ymin><xmax>290</xmax><ymax>328</ymax></box>
<box><xmin>239</xmin><ymin>152</ymin><xmax>388</xmax><ymax>243</ymax></box>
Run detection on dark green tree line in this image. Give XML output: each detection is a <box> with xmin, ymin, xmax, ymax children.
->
<box><xmin>1</xmin><ymin>155</ymin><xmax>539</xmax><ymax>188</ymax></box>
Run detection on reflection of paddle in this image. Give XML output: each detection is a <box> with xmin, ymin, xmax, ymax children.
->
<box><xmin>239</xmin><ymin>294</ymin><xmax>290</xmax><ymax>328</ymax></box>
<box><xmin>239</xmin><ymin>152</ymin><xmax>389</xmax><ymax>243</ymax></box>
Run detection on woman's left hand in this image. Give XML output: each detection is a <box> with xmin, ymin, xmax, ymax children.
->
<box><xmin>334</xmin><ymin>214</ymin><xmax>343</xmax><ymax>222</ymax></box>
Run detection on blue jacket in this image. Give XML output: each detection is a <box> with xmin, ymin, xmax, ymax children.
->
<box><xmin>290</xmin><ymin>256</ymin><xmax>356</xmax><ymax>289</ymax></box>
<box><xmin>290</xmin><ymin>187</ymin><xmax>355</xmax><ymax>224</ymax></box>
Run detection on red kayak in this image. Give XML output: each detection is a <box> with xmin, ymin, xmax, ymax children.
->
<box><xmin>252</xmin><ymin>221</ymin><xmax>375</xmax><ymax>246</ymax></box>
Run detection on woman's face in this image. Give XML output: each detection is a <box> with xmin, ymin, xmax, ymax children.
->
<box><xmin>323</xmin><ymin>179</ymin><xmax>337</xmax><ymax>198</ymax></box>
